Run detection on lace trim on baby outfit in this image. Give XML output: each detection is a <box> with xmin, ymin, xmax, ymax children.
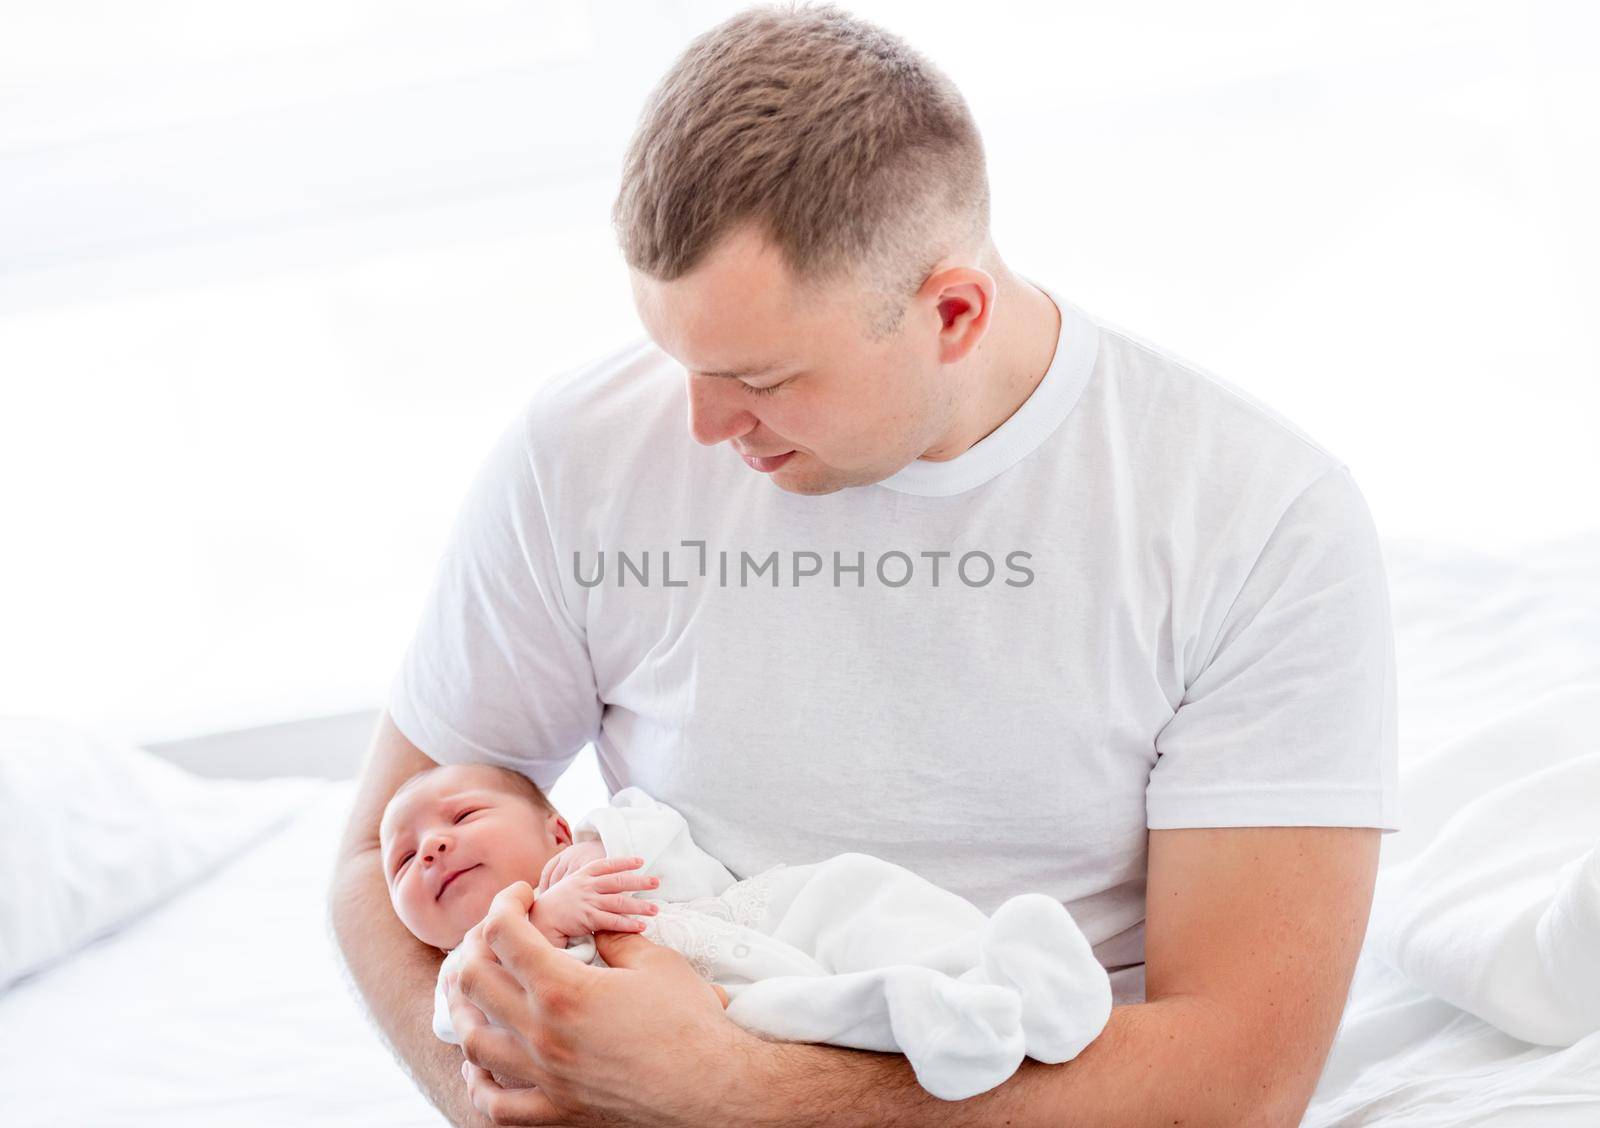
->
<box><xmin>642</xmin><ymin>865</ymin><xmax>783</xmax><ymax>982</ymax></box>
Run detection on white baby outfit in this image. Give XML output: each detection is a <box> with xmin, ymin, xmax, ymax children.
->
<box><xmin>433</xmin><ymin>787</ymin><xmax>1113</xmax><ymax>1101</ymax></box>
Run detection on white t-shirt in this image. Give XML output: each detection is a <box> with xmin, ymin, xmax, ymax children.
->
<box><xmin>388</xmin><ymin>281</ymin><xmax>1400</xmax><ymax>1004</ymax></box>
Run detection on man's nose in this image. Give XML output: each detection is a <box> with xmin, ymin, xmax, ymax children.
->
<box><xmin>687</xmin><ymin>375</ymin><xmax>756</xmax><ymax>446</ymax></box>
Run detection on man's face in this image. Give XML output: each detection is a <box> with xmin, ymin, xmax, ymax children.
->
<box><xmin>379</xmin><ymin>763</ymin><xmax>567</xmax><ymax>951</ymax></box>
<box><xmin>631</xmin><ymin>224</ymin><xmax>958</xmax><ymax>495</ymax></box>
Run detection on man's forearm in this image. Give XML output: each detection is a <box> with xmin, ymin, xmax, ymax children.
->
<box><xmin>738</xmin><ymin>995</ymin><xmax>1297</xmax><ymax>1128</ymax></box>
<box><xmin>328</xmin><ymin>844</ymin><xmax>493</xmax><ymax>1128</ymax></box>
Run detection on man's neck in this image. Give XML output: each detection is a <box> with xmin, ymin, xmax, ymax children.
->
<box><xmin>920</xmin><ymin>273</ymin><xmax>1061</xmax><ymax>462</ymax></box>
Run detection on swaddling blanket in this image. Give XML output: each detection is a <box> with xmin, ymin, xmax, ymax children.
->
<box><xmin>434</xmin><ymin>787</ymin><xmax>1113</xmax><ymax>1100</ymax></box>
<box><xmin>1367</xmin><ymin>683</ymin><xmax>1600</xmax><ymax>1046</ymax></box>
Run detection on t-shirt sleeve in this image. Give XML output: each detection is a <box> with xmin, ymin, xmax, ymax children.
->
<box><xmin>1146</xmin><ymin>464</ymin><xmax>1400</xmax><ymax>832</ymax></box>
<box><xmin>387</xmin><ymin>408</ymin><xmax>601</xmax><ymax>791</ymax></box>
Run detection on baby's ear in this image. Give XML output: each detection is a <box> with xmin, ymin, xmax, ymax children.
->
<box><xmin>551</xmin><ymin>812</ymin><xmax>574</xmax><ymax>846</ymax></box>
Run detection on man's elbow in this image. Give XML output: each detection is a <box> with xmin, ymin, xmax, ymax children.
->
<box><xmin>1193</xmin><ymin>1060</ymin><xmax>1315</xmax><ymax>1128</ymax></box>
<box><xmin>1226</xmin><ymin>1019</ymin><xmax>1333</xmax><ymax>1128</ymax></box>
<box><xmin>1171</xmin><ymin>994</ymin><xmax>1328</xmax><ymax>1128</ymax></box>
<box><xmin>1250</xmin><ymin>1083</ymin><xmax>1318</xmax><ymax>1128</ymax></box>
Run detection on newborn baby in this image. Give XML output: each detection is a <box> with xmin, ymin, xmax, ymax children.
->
<box><xmin>380</xmin><ymin>761</ymin><xmax>1113</xmax><ymax>1101</ymax></box>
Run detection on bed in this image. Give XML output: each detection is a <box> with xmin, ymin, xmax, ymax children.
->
<box><xmin>2</xmin><ymin>532</ymin><xmax>1597</xmax><ymax>1127</ymax></box>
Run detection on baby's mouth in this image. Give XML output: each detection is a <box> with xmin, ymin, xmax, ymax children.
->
<box><xmin>436</xmin><ymin>864</ymin><xmax>482</xmax><ymax>901</ymax></box>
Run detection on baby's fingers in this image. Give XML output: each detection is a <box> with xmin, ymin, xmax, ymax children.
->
<box><xmin>596</xmin><ymin>893</ymin><xmax>660</xmax><ymax>917</ymax></box>
<box><xmin>580</xmin><ymin>855</ymin><xmax>645</xmax><ymax>876</ymax></box>
<box><xmin>593</xmin><ymin>871</ymin><xmax>661</xmax><ymax>894</ymax></box>
<box><xmin>537</xmin><ymin>853</ymin><xmax>562</xmax><ymax>892</ymax></box>
<box><xmin>590</xmin><ymin>911</ymin><xmax>650</xmax><ymax>933</ymax></box>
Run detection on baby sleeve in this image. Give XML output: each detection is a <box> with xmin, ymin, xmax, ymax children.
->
<box><xmin>572</xmin><ymin>787</ymin><xmax>739</xmax><ymax>903</ymax></box>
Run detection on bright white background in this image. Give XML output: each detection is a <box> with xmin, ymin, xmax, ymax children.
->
<box><xmin>2</xmin><ymin>0</ymin><xmax>1596</xmax><ymax>743</ymax></box>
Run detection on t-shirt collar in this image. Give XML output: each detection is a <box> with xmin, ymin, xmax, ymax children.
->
<box><xmin>877</xmin><ymin>277</ymin><xmax>1097</xmax><ymax>498</ymax></box>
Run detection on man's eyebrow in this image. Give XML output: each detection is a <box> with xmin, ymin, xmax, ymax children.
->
<box><xmin>694</xmin><ymin>361</ymin><xmax>788</xmax><ymax>379</ymax></box>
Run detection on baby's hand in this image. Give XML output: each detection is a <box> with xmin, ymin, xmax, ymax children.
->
<box><xmin>537</xmin><ymin>839</ymin><xmax>609</xmax><ymax>893</ymax></box>
<box><xmin>531</xmin><ymin>855</ymin><xmax>661</xmax><ymax>945</ymax></box>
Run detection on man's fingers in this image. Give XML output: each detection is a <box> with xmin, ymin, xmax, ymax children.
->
<box><xmin>446</xmin><ymin>956</ymin><xmax>542</xmax><ymax>1085</ymax></box>
<box><xmin>590</xmin><ymin>930</ymin><xmax>729</xmax><ymax>1012</ymax></box>
<box><xmin>453</xmin><ymin>954</ymin><xmax>529</xmax><ymax>1035</ymax></box>
<box><xmin>447</xmin><ymin>973</ymin><xmax>547</xmax><ymax>1096</ymax></box>
<box><xmin>455</xmin><ymin>1020</ymin><xmax>533</xmax><ymax>1083</ymax></box>
<box><xmin>487</xmin><ymin>880</ymin><xmax>539</xmax><ymax>920</ymax></box>
<box><xmin>445</xmin><ymin>985</ymin><xmax>490</xmax><ymax>1056</ymax></box>
<box><xmin>481</xmin><ymin>883</ymin><xmax>555</xmax><ymax>955</ymax></box>
<box><xmin>463</xmin><ymin>1059</ymin><xmax>540</xmax><ymax>1096</ymax></box>
<box><xmin>464</xmin><ymin>1058</ymin><xmax>571</xmax><ymax>1126</ymax></box>
<box><xmin>484</xmin><ymin>893</ymin><xmax>591</xmax><ymax>991</ymax></box>
<box><xmin>591</xmin><ymin>928</ymin><xmax>666</xmax><ymax>968</ymax></box>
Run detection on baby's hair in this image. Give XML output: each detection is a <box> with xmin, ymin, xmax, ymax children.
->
<box><xmin>393</xmin><ymin>761</ymin><xmax>557</xmax><ymax>817</ymax></box>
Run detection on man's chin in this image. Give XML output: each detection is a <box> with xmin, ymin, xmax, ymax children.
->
<box><xmin>769</xmin><ymin>465</ymin><xmax>886</xmax><ymax>496</ymax></box>
<box><xmin>771</xmin><ymin>475</ymin><xmax>846</xmax><ymax>496</ymax></box>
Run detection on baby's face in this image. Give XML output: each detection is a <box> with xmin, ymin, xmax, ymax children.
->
<box><xmin>379</xmin><ymin>763</ymin><xmax>568</xmax><ymax>950</ymax></box>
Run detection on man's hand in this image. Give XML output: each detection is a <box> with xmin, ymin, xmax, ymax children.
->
<box><xmin>445</xmin><ymin>882</ymin><xmax>741</xmax><ymax>1127</ymax></box>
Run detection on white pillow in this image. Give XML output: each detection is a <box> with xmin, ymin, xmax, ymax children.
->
<box><xmin>0</xmin><ymin>716</ymin><xmax>324</xmax><ymax>991</ymax></box>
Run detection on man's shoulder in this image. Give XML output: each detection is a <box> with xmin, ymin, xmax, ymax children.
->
<box><xmin>488</xmin><ymin>336</ymin><xmax>722</xmax><ymax>528</ymax></box>
<box><xmin>519</xmin><ymin>335</ymin><xmax>686</xmax><ymax>450</ymax></box>
<box><xmin>1085</xmin><ymin>316</ymin><xmax>1346</xmax><ymax>504</ymax></box>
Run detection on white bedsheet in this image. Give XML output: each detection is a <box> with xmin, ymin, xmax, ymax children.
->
<box><xmin>1304</xmin><ymin>689</ymin><xmax>1600</xmax><ymax>1127</ymax></box>
<box><xmin>1307</xmin><ymin>956</ymin><xmax>1600</xmax><ymax>1127</ymax></box>
<box><xmin>1301</xmin><ymin>533</ymin><xmax>1600</xmax><ymax>1126</ymax></box>
<box><xmin>1369</xmin><ymin>686</ymin><xmax>1600</xmax><ymax>1048</ymax></box>
<box><xmin>1</xmin><ymin>533</ymin><xmax>1597</xmax><ymax>1126</ymax></box>
<box><xmin>0</xmin><ymin>781</ymin><xmax>445</xmax><ymax>1127</ymax></box>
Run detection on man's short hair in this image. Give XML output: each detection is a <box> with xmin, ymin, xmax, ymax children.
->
<box><xmin>611</xmin><ymin>1</ymin><xmax>991</xmax><ymax>339</ymax></box>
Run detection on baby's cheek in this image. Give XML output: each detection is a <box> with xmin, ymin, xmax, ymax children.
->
<box><xmin>391</xmin><ymin>896</ymin><xmax>430</xmax><ymax>947</ymax></box>
<box><xmin>399</xmin><ymin>883</ymin><xmax>446</xmax><ymax>938</ymax></box>
<box><xmin>456</xmin><ymin>887</ymin><xmax>498</xmax><ymax>932</ymax></box>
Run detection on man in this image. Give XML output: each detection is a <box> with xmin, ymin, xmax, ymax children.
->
<box><xmin>330</xmin><ymin>4</ymin><xmax>1397</xmax><ymax>1125</ymax></box>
